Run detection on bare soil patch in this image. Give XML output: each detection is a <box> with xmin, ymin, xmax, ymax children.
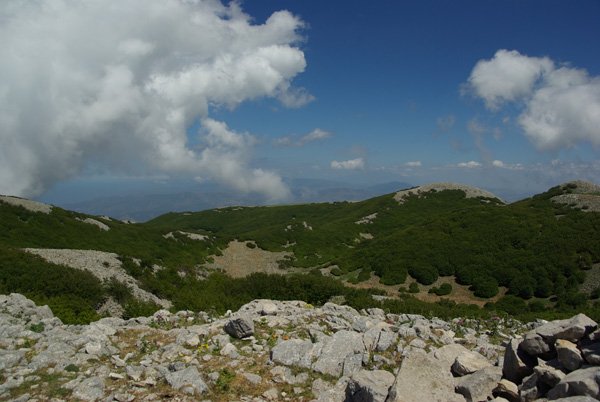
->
<box><xmin>338</xmin><ymin>271</ymin><xmax>506</xmax><ymax>307</ymax></box>
<box><xmin>205</xmin><ymin>240</ymin><xmax>294</xmax><ymax>278</ymax></box>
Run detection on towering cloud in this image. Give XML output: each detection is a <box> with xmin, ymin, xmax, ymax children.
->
<box><xmin>464</xmin><ymin>49</ymin><xmax>600</xmax><ymax>151</ymax></box>
<box><xmin>0</xmin><ymin>0</ymin><xmax>310</xmax><ymax>199</ymax></box>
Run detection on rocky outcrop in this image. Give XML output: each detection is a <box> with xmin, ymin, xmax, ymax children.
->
<box><xmin>2</xmin><ymin>293</ymin><xmax>599</xmax><ymax>402</ymax></box>
<box><xmin>394</xmin><ymin>182</ymin><xmax>505</xmax><ymax>204</ymax></box>
<box><xmin>501</xmin><ymin>314</ymin><xmax>600</xmax><ymax>400</ymax></box>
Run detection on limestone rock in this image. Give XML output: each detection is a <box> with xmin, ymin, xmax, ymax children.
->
<box><xmin>522</xmin><ymin>314</ymin><xmax>597</xmax><ymax>357</ymax></box>
<box><xmin>556</xmin><ymin>339</ymin><xmax>584</xmax><ymax>372</ymax></box>
<box><xmin>547</xmin><ymin>366</ymin><xmax>600</xmax><ymax>400</ymax></box>
<box><xmin>72</xmin><ymin>377</ymin><xmax>105</xmax><ymax>401</ymax></box>
<box><xmin>164</xmin><ymin>366</ymin><xmax>209</xmax><ymax>395</ymax></box>
<box><xmin>433</xmin><ymin>343</ymin><xmax>470</xmax><ymax>372</ymax></box>
<box><xmin>503</xmin><ymin>338</ymin><xmax>536</xmax><ymax>384</ymax></box>
<box><xmin>493</xmin><ymin>378</ymin><xmax>519</xmax><ymax>402</ymax></box>
<box><xmin>223</xmin><ymin>315</ymin><xmax>254</xmax><ymax>338</ymax></box>
<box><xmin>534</xmin><ymin>359</ymin><xmax>567</xmax><ymax>388</ymax></box>
<box><xmin>345</xmin><ymin>369</ymin><xmax>395</xmax><ymax>402</ymax></box>
<box><xmin>455</xmin><ymin>366</ymin><xmax>503</xmax><ymax>402</ymax></box>
<box><xmin>270</xmin><ymin>338</ymin><xmax>314</xmax><ymax>369</ymax></box>
<box><xmin>580</xmin><ymin>341</ymin><xmax>600</xmax><ymax>365</ymax></box>
<box><xmin>385</xmin><ymin>349</ymin><xmax>466</xmax><ymax>402</ymax></box>
<box><xmin>452</xmin><ymin>350</ymin><xmax>493</xmax><ymax>377</ymax></box>
<box><xmin>313</xmin><ymin>330</ymin><xmax>366</xmax><ymax>377</ymax></box>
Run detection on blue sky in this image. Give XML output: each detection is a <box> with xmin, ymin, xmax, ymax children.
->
<box><xmin>1</xmin><ymin>0</ymin><xmax>599</xmax><ymax>205</ymax></box>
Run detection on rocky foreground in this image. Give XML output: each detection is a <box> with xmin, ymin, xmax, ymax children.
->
<box><xmin>1</xmin><ymin>294</ymin><xmax>600</xmax><ymax>402</ymax></box>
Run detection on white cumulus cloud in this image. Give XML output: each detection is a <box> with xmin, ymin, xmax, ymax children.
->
<box><xmin>0</xmin><ymin>0</ymin><xmax>311</xmax><ymax>199</ymax></box>
<box><xmin>331</xmin><ymin>158</ymin><xmax>366</xmax><ymax>170</ymax></box>
<box><xmin>457</xmin><ymin>161</ymin><xmax>482</xmax><ymax>168</ymax></box>
<box><xmin>404</xmin><ymin>161</ymin><xmax>422</xmax><ymax>167</ymax></box>
<box><xmin>274</xmin><ymin>128</ymin><xmax>332</xmax><ymax>147</ymax></box>
<box><xmin>465</xmin><ymin>49</ymin><xmax>600</xmax><ymax>152</ymax></box>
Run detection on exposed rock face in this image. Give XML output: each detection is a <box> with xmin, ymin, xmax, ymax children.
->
<box><xmin>2</xmin><ymin>292</ymin><xmax>600</xmax><ymax>402</ymax></box>
<box><xmin>0</xmin><ymin>195</ymin><xmax>53</xmax><ymax>214</ymax></box>
<box><xmin>394</xmin><ymin>182</ymin><xmax>504</xmax><ymax>204</ymax></box>
<box><xmin>500</xmin><ymin>313</ymin><xmax>600</xmax><ymax>401</ymax></box>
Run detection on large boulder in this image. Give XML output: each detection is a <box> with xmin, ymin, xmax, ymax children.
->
<box><xmin>313</xmin><ymin>330</ymin><xmax>366</xmax><ymax>377</ymax></box>
<box><xmin>385</xmin><ymin>349</ymin><xmax>465</xmax><ymax>402</ymax></box>
<box><xmin>522</xmin><ymin>314</ymin><xmax>597</xmax><ymax>357</ymax></box>
<box><xmin>547</xmin><ymin>366</ymin><xmax>600</xmax><ymax>400</ymax></box>
<box><xmin>270</xmin><ymin>338</ymin><xmax>314</xmax><ymax>369</ymax></box>
<box><xmin>455</xmin><ymin>366</ymin><xmax>503</xmax><ymax>402</ymax></box>
<box><xmin>223</xmin><ymin>315</ymin><xmax>254</xmax><ymax>339</ymax></box>
<box><xmin>556</xmin><ymin>339</ymin><xmax>584</xmax><ymax>372</ymax></box>
<box><xmin>433</xmin><ymin>343</ymin><xmax>470</xmax><ymax>372</ymax></box>
<box><xmin>502</xmin><ymin>338</ymin><xmax>537</xmax><ymax>384</ymax></box>
<box><xmin>345</xmin><ymin>369</ymin><xmax>395</xmax><ymax>402</ymax></box>
<box><xmin>452</xmin><ymin>350</ymin><xmax>493</xmax><ymax>377</ymax></box>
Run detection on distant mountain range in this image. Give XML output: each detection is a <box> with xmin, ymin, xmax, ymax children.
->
<box><xmin>59</xmin><ymin>179</ymin><xmax>414</xmax><ymax>222</ymax></box>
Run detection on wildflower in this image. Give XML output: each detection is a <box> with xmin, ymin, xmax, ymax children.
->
<box><xmin>458</xmin><ymin>319</ymin><xmax>463</xmax><ymax>324</ymax></box>
<box><xmin>273</xmin><ymin>334</ymin><xmax>278</xmax><ymax>338</ymax></box>
<box><xmin>173</xmin><ymin>323</ymin><xmax>177</xmax><ymax>328</ymax></box>
<box><xmin>283</xmin><ymin>336</ymin><xmax>290</xmax><ymax>340</ymax></box>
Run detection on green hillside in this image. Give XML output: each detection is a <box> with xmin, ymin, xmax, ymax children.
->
<box><xmin>2</xmin><ymin>181</ymin><xmax>600</xmax><ymax>324</ymax></box>
<box><xmin>149</xmin><ymin>184</ymin><xmax>600</xmax><ymax>302</ymax></box>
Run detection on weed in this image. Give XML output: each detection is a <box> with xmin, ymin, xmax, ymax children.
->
<box><xmin>29</xmin><ymin>322</ymin><xmax>45</xmax><ymax>333</ymax></box>
<box><xmin>64</xmin><ymin>364</ymin><xmax>79</xmax><ymax>373</ymax></box>
<box><xmin>215</xmin><ymin>368</ymin><xmax>236</xmax><ymax>391</ymax></box>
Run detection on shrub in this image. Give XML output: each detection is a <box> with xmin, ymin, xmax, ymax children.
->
<box><xmin>429</xmin><ymin>283</ymin><xmax>452</xmax><ymax>296</ymax></box>
<box><xmin>330</xmin><ymin>268</ymin><xmax>342</xmax><ymax>276</ymax></box>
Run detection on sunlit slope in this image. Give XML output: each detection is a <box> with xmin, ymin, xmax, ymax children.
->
<box><xmin>149</xmin><ymin>182</ymin><xmax>600</xmax><ymax>300</ymax></box>
<box><xmin>0</xmin><ymin>196</ymin><xmax>222</xmax><ymax>268</ymax></box>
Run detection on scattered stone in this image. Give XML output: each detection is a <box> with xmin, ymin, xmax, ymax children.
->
<box><xmin>164</xmin><ymin>366</ymin><xmax>209</xmax><ymax>395</ymax></box>
<box><xmin>2</xmin><ymin>292</ymin><xmax>599</xmax><ymax>402</ymax></box>
<box><xmin>72</xmin><ymin>377</ymin><xmax>105</xmax><ymax>401</ymax></box>
<box><xmin>242</xmin><ymin>372</ymin><xmax>262</xmax><ymax>384</ymax></box>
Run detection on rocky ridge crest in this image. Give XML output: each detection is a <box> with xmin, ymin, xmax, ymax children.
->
<box><xmin>1</xmin><ymin>294</ymin><xmax>600</xmax><ymax>402</ymax></box>
<box><xmin>393</xmin><ymin>183</ymin><xmax>505</xmax><ymax>204</ymax></box>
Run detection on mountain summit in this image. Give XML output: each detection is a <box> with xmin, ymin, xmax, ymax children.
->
<box><xmin>393</xmin><ymin>182</ymin><xmax>504</xmax><ymax>204</ymax></box>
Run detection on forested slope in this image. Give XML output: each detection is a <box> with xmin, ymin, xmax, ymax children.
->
<box><xmin>1</xmin><ymin>181</ymin><xmax>600</xmax><ymax>324</ymax></box>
